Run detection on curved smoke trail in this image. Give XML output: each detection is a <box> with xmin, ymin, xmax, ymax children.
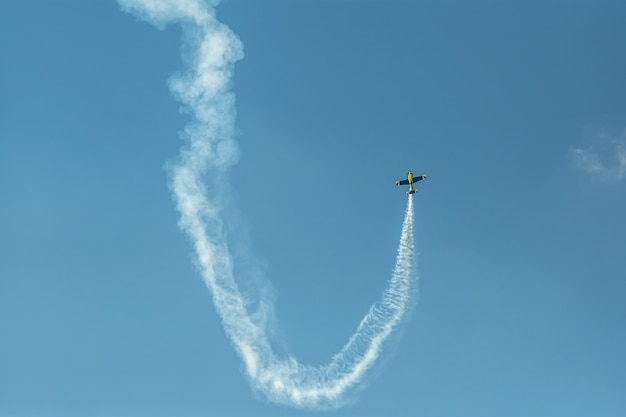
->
<box><xmin>118</xmin><ymin>0</ymin><xmax>418</xmax><ymax>409</ymax></box>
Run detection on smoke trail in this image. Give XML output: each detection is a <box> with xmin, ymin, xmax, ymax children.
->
<box><xmin>118</xmin><ymin>0</ymin><xmax>418</xmax><ymax>409</ymax></box>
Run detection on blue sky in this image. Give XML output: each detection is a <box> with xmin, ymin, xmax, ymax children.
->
<box><xmin>2</xmin><ymin>1</ymin><xmax>626</xmax><ymax>416</ymax></box>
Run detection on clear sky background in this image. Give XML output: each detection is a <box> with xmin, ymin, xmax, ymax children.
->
<box><xmin>2</xmin><ymin>1</ymin><xmax>626</xmax><ymax>416</ymax></box>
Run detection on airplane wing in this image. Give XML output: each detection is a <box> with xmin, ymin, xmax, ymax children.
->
<box><xmin>396</xmin><ymin>179</ymin><xmax>410</xmax><ymax>185</ymax></box>
<box><xmin>413</xmin><ymin>175</ymin><xmax>426</xmax><ymax>183</ymax></box>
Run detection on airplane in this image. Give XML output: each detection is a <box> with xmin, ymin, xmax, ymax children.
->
<box><xmin>395</xmin><ymin>171</ymin><xmax>427</xmax><ymax>195</ymax></box>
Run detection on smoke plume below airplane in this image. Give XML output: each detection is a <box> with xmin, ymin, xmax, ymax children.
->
<box><xmin>118</xmin><ymin>0</ymin><xmax>419</xmax><ymax>409</ymax></box>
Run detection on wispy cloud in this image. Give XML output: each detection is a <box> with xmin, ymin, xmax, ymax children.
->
<box><xmin>570</xmin><ymin>129</ymin><xmax>626</xmax><ymax>183</ymax></box>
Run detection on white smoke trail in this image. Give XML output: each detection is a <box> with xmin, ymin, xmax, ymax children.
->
<box><xmin>118</xmin><ymin>0</ymin><xmax>418</xmax><ymax>409</ymax></box>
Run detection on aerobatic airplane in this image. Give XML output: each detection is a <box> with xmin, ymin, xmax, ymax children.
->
<box><xmin>395</xmin><ymin>171</ymin><xmax>427</xmax><ymax>195</ymax></box>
